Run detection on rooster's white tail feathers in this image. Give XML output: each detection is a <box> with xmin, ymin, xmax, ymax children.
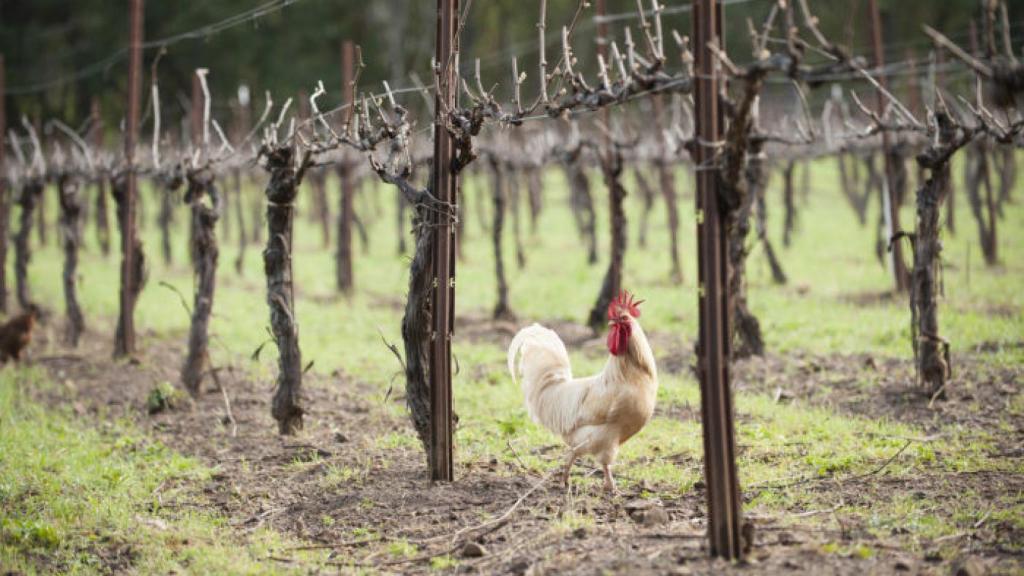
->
<box><xmin>507</xmin><ymin>323</ymin><xmax>584</xmax><ymax>436</ymax></box>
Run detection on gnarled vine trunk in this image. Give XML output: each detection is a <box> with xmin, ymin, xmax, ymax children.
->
<box><xmin>15</xmin><ymin>180</ymin><xmax>43</xmax><ymax>309</ymax></box>
<box><xmin>562</xmin><ymin>152</ymin><xmax>598</xmax><ymax>265</ymax></box>
<box><xmin>401</xmin><ymin>204</ymin><xmax>435</xmax><ymax>450</ymax></box>
<box><xmin>634</xmin><ymin>167</ymin><xmax>655</xmax><ymax>249</ymax></box>
<box><xmin>473</xmin><ymin>168</ymin><xmax>490</xmax><ymax>235</ymax></box>
<box><xmin>309</xmin><ymin>167</ymin><xmax>330</xmax><ymax>248</ymax></box>
<box><xmin>910</xmin><ymin>112</ymin><xmax>960</xmax><ymax>399</ymax></box>
<box><xmin>782</xmin><ymin>160</ymin><xmax>797</xmax><ymax>247</ymax></box>
<box><xmin>233</xmin><ymin>169</ymin><xmax>248</xmax><ymax>274</ymax></box>
<box><xmin>0</xmin><ymin>173</ymin><xmax>10</xmax><ymax>313</ymax></box>
<box><xmin>396</xmin><ymin>194</ymin><xmax>409</xmax><ymax>255</ymax></box>
<box><xmin>749</xmin><ymin>151</ymin><xmax>786</xmax><ymax>285</ymax></box>
<box><xmin>864</xmin><ymin>154</ymin><xmax>888</xmax><ymax>264</ymax></box>
<box><xmin>994</xmin><ymin>145</ymin><xmax>1015</xmax><ymax>215</ymax></box>
<box><xmin>587</xmin><ymin>146</ymin><xmax>627</xmax><ymax>331</ymax></box>
<box><xmin>716</xmin><ymin>82</ymin><xmax>766</xmax><ymax>359</ymax></box>
<box><xmin>158</xmin><ymin>174</ymin><xmax>181</xmax><ymax>266</ymax></box>
<box><xmin>656</xmin><ymin>159</ymin><xmax>683</xmax><ymax>284</ymax></box>
<box><xmin>945</xmin><ymin>163</ymin><xmax>956</xmax><ymax>234</ymax></box>
<box><xmin>220</xmin><ymin>174</ymin><xmax>232</xmax><ymax>242</ymax></box>
<box><xmin>490</xmin><ymin>159</ymin><xmax>512</xmax><ymax>320</ymax></box>
<box><xmin>36</xmin><ymin>187</ymin><xmax>47</xmax><ymax>247</ymax></box>
<box><xmin>887</xmin><ymin>145</ymin><xmax>910</xmax><ymax>208</ymax></box>
<box><xmin>353</xmin><ymin>199</ymin><xmax>371</xmax><ymax>255</ymax></box>
<box><xmin>58</xmin><ymin>174</ymin><xmax>85</xmax><ymax>346</ymax></box>
<box><xmin>526</xmin><ymin>165</ymin><xmax>543</xmax><ymax>234</ymax></box>
<box><xmin>728</xmin><ymin>181</ymin><xmax>764</xmax><ymax>358</ymax></box>
<box><xmin>181</xmin><ymin>169</ymin><xmax>220</xmax><ymax>397</ymax></box>
<box><xmin>336</xmin><ymin>162</ymin><xmax>355</xmax><ymax>293</ymax></box>
<box><xmin>507</xmin><ymin>167</ymin><xmax>526</xmax><ymax>270</ymax></box>
<box><xmin>112</xmin><ymin>172</ymin><xmax>147</xmax><ymax>355</ymax></box>
<box><xmin>964</xmin><ymin>141</ymin><xmax>998</xmax><ymax>265</ymax></box>
<box><xmin>837</xmin><ymin>153</ymin><xmax>868</xmax><ymax>225</ymax></box>
<box><xmin>95</xmin><ymin>179</ymin><xmax>111</xmax><ymax>256</ymax></box>
<box><xmin>263</xmin><ymin>146</ymin><xmax>305</xmax><ymax>435</ymax></box>
<box><xmin>250</xmin><ymin>178</ymin><xmax>264</xmax><ymax>244</ymax></box>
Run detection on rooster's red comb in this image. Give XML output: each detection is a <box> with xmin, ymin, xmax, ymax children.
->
<box><xmin>607</xmin><ymin>290</ymin><xmax>644</xmax><ymax>320</ymax></box>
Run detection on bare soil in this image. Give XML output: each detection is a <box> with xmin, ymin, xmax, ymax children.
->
<box><xmin>24</xmin><ymin>316</ymin><xmax>1024</xmax><ymax>575</ymax></box>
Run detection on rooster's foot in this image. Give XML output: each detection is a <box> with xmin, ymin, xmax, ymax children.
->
<box><xmin>602</xmin><ymin>465</ymin><xmax>620</xmax><ymax>496</ymax></box>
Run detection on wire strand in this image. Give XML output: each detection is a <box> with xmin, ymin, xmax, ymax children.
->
<box><xmin>7</xmin><ymin>0</ymin><xmax>305</xmax><ymax>95</ymax></box>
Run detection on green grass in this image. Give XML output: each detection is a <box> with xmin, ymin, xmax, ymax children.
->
<box><xmin>3</xmin><ymin>151</ymin><xmax>1022</xmax><ymax>570</ymax></box>
<box><xmin>0</xmin><ymin>367</ymin><xmax>313</xmax><ymax>574</ymax></box>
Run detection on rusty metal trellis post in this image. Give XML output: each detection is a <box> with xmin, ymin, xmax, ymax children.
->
<box><xmin>693</xmin><ymin>0</ymin><xmax>744</xmax><ymax>560</ymax></box>
<box><xmin>117</xmin><ymin>0</ymin><xmax>143</xmax><ymax>357</ymax></box>
<box><xmin>429</xmin><ymin>0</ymin><xmax>459</xmax><ymax>482</ymax></box>
<box><xmin>338</xmin><ymin>40</ymin><xmax>355</xmax><ymax>293</ymax></box>
<box><xmin>868</xmin><ymin>0</ymin><xmax>910</xmax><ymax>292</ymax></box>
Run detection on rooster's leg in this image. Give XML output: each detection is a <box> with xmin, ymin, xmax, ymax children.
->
<box><xmin>561</xmin><ymin>451</ymin><xmax>578</xmax><ymax>488</ymax></box>
<box><xmin>602</xmin><ymin>464</ymin><xmax>619</xmax><ymax>495</ymax></box>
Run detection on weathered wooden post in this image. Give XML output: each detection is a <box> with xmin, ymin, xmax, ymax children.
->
<box><xmin>336</xmin><ymin>40</ymin><xmax>356</xmax><ymax>294</ymax></box>
<box><xmin>429</xmin><ymin>0</ymin><xmax>459</xmax><ymax>482</ymax></box>
<box><xmin>693</xmin><ymin>0</ymin><xmax>744</xmax><ymax>560</ymax></box>
<box><xmin>116</xmin><ymin>0</ymin><xmax>143</xmax><ymax>357</ymax></box>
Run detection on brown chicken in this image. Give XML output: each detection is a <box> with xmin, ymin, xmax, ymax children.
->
<box><xmin>508</xmin><ymin>291</ymin><xmax>658</xmax><ymax>493</ymax></box>
<box><xmin>0</xmin><ymin>305</ymin><xmax>41</xmax><ymax>364</ymax></box>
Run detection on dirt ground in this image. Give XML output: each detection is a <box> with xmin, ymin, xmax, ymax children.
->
<box><xmin>26</xmin><ymin>317</ymin><xmax>1024</xmax><ymax>575</ymax></box>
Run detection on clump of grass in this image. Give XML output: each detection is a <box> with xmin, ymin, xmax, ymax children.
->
<box><xmin>146</xmin><ymin>380</ymin><xmax>185</xmax><ymax>414</ymax></box>
<box><xmin>387</xmin><ymin>539</ymin><xmax>419</xmax><ymax>558</ymax></box>
<box><xmin>430</xmin><ymin>553</ymin><xmax>458</xmax><ymax>571</ymax></box>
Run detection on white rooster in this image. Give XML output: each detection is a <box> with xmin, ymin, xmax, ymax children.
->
<box><xmin>507</xmin><ymin>291</ymin><xmax>658</xmax><ymax>493</ymax></box>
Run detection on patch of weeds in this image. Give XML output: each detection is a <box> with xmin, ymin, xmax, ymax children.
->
<box><xmin>350</xmin><ymin>527</ymin><xmax>378</xmax><ymax>539</ymax></box>
<box><xmin>320</xmin><ymin>464</ymin><xmax>359</xmax><ymax>490</ymax></box>
<box><xmin>914</xmin><ymin>444</ymin><xmax>937</xmax><ymax>465</ymax></box>
<box><xmin>821</xmin><ymin>542</ymin><xmax>874</xmax><ymax>559</ymax></box>
<box><xmin>430</xmin><ymin>554</ymin><xmax>458</xmax><ymax>571</ymax></box>
<box><xmin>496</xmin><ymin>413</ymin><xmax>529</xmax><ymax>436</ymax></box>
<box><xmin>376</xmin><ymin>431</ymin><xmax>420</xmax><ymax>450</ymax></box>
<box><xmin>552</xmin><ymin>509</ymin><xmax>595</xmax><ymax>535</ymax></box>
<box><xmin>387</xmin><ymin>539</ymin><xmax>419</xmax><ymax>558</ymax></box>
<box><xmin>804</xmin><ymin>452</ymin><xmax>856</xmax><ymax>476</ymax></box>
<box><xmin>1007</xmin><ymin>393</ymin><xmax>1024</xmax><ymax>416</ymax></box>
<box><xmin>146</xmin><ymin>381</ymin><xmax>185</xmax><ymax>414</ymax></box>
<box><xmin>288</xmin><ymin>449</ymin><xmax>325</xmax><ymax>470</ymax></box>
<box><xmin>988</xmin><ymin>502</ymin><xmax>1024</xmax><ymax>531</ymax></box>
<box><xmin>1</xmin><ymin>518</ymin><xmax>62</xmax><ymax>550</ymax></box>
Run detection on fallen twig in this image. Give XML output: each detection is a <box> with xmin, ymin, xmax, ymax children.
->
<box><xmin>219</xmin><ymin>383</ymin><xmax>238</xmax><ymax>438</ymax></box>
<box><xmin>792</xmin><ymin>504</ymin><xmax>842</xmax><ymax>518</ymax></box>
<box><xmin>849</xmin><ymin>439</ymin><xmax>914</xmax><ymax>480</ymax></box>
<box><xmin>282</xmin><ymin>537</ymin><xmax>380</xmax><ymax>551</ymax></box>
